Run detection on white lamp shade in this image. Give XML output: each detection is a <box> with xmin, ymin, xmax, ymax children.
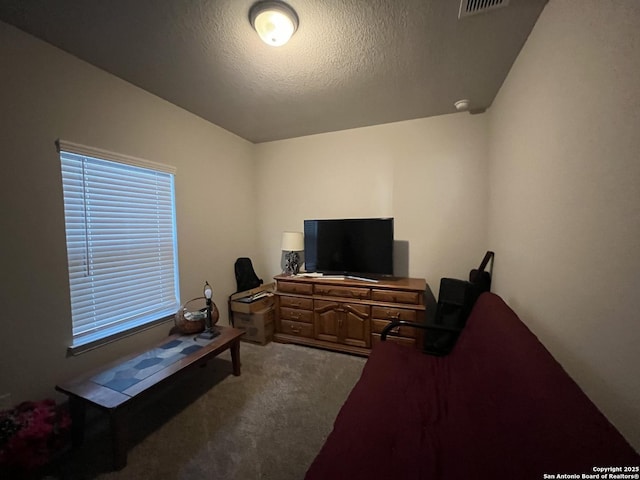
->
<box><xmin>281</xmin><ymin>231</ymin><xmax>304</xmax><ymax>251</ymax></box>
<box><xmin>250</xmin><ymin>2</ymin><xmax>298</xmax><ymax>47</ymax></box>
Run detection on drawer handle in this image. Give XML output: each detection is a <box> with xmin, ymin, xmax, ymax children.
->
<box><xmin>387</xmin><ymin>312</ymin><xmax>400</xmax><ymax>320</ymax></box>
<box><xmin>290</xmin><ymin>301</ymin><xmax>300</xmax><ymax>308</ymax></box>
<box><xmin>290</xmin><ymin>325</ymin><xmax>301</xmax><ymax>333</ymax></box>
<box><xmin>391</xmin><ymin>326</ymin><xmax>400</xmax><ymax>334</ymax></box>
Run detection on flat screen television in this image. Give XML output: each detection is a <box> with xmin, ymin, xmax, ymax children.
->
<box><xmin>303</xmin><ymin>218</ymin><xmax>394</xmax><ymax>278</ymax></box>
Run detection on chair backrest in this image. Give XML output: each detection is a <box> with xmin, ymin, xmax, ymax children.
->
<box><xmin>436</xmin><ymin>278</ymin><xmax>475</xmax><ymax>325</ymax></box>
<box><xmin>468</xmin><ymin>250</ymin><xmax>494</xmax><ymax>292</ymax></box>
<box><xmin>234</xmin><ymin>257</ymin><xmax>263</xmax><ymax>293</ymax></box>
<box><xmin>424</xmin><ymin>252</ymin><xmax>495</xmax><ymax>355</ymax></box>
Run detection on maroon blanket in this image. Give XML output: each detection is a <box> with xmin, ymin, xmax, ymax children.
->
<box><xmin>305</xmin><ymin>293</ymin><xmax>639</xmax><ymax>479</ymax></box>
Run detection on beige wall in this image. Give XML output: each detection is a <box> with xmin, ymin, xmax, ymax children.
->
<box><xmin>488</xmin><ymin>0</ymin><xmax>640</xmax><ymax>449</ymax></box>
<box><xmin>254</xmin><ymin>113</ymin><xmax>490</xmax><ymax>294</ymax></box>
<box><xmin>0</xmin><ymin>22</ymin><xmax>256</xmax><ymax>405</ymax></box>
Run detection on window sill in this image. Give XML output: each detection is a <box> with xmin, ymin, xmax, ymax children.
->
<box><xmin>67</xmin><ymin>315</ymin><xmax>174</xmax><ymax>356</ymax></box>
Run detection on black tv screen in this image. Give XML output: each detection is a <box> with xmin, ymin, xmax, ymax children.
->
<box><xmin>304</xmin><ymin>218</ymin><xmax>394</xmax><ymax>276</ymax></box>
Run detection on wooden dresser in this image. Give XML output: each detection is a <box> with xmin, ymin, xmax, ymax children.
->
<box><xmin>273</xmin><ymin>274</ymin><xmax>427</xmax><ymax>356</ymax></box>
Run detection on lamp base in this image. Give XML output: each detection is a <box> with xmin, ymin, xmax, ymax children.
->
<box><xmin>198</xmin><ymin>328</ymin><xmax>219</xmax><ymax>340</ymax></box>
<box><xmin>284</xmin><ymin>251</ymin><xmax>300</xmax><ymax>276</ymax></box>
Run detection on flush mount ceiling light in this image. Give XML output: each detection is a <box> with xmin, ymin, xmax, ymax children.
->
<box><xmin>249</xmin><ymin>1</ymin><xmax>299</xmax><ymax>47</ymax></box>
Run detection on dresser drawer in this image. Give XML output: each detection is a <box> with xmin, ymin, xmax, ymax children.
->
<box><xmin>371</xmin><ymin>319</ymin><xmax>417</xmax><ymax>338</ymax></box>
<box><xmin>371</xmin><ymin>333</ymin><xmax>416</xmax><ymax>348</ymax></box>
<box><xmin>314</xmin><ymin>284</ymin><xmax>370</xmax><ymax>300</ymax></box>
<box><xmin>280</xmin><ymin>320</ymin><xmax>314</xmax><ymax>338</ymax></box>
<box><xmin>371</xmin><ymin>306</ymin><xmax>417</xmax><ymax>322</ymax></box>
<box><xmin>279</xmin><ymin>295</ymin><xmax>313</xmax><ymax>310</ymax></box>
<box><xmin>371</xmin><ymin>289</ymin><xmax>421</xmax><ymax>305</ymax></box>
<box><xmin>280</xmin><ymin>306</ymin><xmax>314</xmax><ymax>324</ymax></box>
<box><xmin>278</xmin><ymin>281</ymin><xmax>314</xmax><ymax>295</ymax></box>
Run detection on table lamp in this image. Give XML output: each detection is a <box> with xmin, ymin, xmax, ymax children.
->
<box><xmin>198</xmin><ymin>281</ymin><xmax>219</xmax><ymax>339</ymax></box>
<box><xmin>282</xmin><ymin>231</ymin><xmax>304</xmax><ymax>275</ymax></box>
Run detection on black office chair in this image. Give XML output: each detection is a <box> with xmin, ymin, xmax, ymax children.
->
<box><xmin>228</xmin><ymin>257</ymin><xmax>263</xmax><ymax>327</ymax></box>
<box><xmin>233</xmin><ymin>257</ymin><xmax>263</xmax><ymax>293</ymax></box>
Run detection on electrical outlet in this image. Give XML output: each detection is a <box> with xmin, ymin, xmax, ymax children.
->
<box><xmin>0</xmin><ymin>392</ymin><xmax>12</xmax><ymax>410</ymax></box>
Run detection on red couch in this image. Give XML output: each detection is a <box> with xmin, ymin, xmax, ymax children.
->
<box><xmin>305</xmin><ymin>293</ymin><xmax>640</xmax><ymax>479</ymax></box>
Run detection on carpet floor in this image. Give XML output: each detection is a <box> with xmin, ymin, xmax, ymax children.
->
<box><xmin>53</xmin><ymin>340</ymin><xmax>366</xmax><ymax>480</ymax></box>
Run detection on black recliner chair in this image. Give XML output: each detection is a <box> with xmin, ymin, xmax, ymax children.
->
<box><xmin>382</xmin><ymin>251</ymin><xmax>494</xmax><ymax>356</ymax></box>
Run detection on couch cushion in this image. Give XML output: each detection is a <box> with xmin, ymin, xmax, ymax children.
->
<box><xmin>442</xmin><ymin>292</ymin><xmax>640</xmax><ymax>477</ymax></box>
<box><xmin>305</xmin><ymin>292</ymin><xmax>639</xmax><ymax>479</ymax></box>
<box><xmin>306</xmin><ymin>339</ymin><xmax>447</xmax><ymax>479</ymax></box>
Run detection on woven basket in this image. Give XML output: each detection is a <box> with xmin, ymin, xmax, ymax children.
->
<box><xmin>174</xmin><ymin>297</ymin><xmax>220</xmax><ymax>334</ymax></box>
<box><xmin>175</xmin><ymin>297</ymin><xmax>206</xmax><ymax>334</ymax></box>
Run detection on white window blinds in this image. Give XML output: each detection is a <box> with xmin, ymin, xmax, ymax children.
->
<box><xmin>57</xmin><ymin>140</ymin><xmax>180</xmax><ymax>351</ymax></box>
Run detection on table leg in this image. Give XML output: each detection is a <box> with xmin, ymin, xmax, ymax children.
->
<box><xmin>231</xmin><ymin>339</ymin><xmax>241</xmax><ymax>376</ymax></box>
<box><xmin>69</xmin><ymin>396</ymin><xmax>86</xmax><ymax>447</ymax></box>
<box><xmin>110</xmin><ymin>408</ymin><xmax>129</xmax><ymax>470</ymax></box>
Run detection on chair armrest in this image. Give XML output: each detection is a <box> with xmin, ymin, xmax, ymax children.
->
<box><xmin>380</xmin><ymin>320</ymin><xmax>463</xmax><ymax>341</ymax></box>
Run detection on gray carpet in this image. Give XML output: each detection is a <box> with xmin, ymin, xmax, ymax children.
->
<box><xmin>57</xmin><ymin>341</ymin><xmax>366</xmax><ymax>480</ymax></box>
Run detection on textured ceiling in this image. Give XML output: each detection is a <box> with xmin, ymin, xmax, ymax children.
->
<box><xmin>0</xmin><ymin>0</ymin><xmax>548</xmax><ymax>143</ymax></box>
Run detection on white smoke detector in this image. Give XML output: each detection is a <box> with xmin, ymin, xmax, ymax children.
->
<box><xmin>454</xmin><ymin>99</ymin><xmax>471</xmax><ymax>111</ymax></box>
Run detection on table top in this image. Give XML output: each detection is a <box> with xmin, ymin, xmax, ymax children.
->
<box><xmin>274</xmin><ymin>274</ymin><xmax>427</xmax><ymax>291</ymax></box>
<box><xmin>56</xmin><ymin>326</ymin><xmax>245</xmax><ymax>409</ymax></box>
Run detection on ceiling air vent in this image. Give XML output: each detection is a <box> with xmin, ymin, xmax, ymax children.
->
<box><xmin>458</xmin><ymin>0</ymin><xmax>510</xmax><ymax>19</ymax></box>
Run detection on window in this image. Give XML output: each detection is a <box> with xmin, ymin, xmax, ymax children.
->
<box><xmin>57</xmin><ymin>140</ymin><xmax>180</xmax><ymax>353</ymax></box>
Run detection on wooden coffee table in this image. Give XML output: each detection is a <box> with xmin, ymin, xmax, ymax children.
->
<box><xmin>56</xmin><ymin>326</ymin><xmax>245</xmax><ymax>470</ymax></box>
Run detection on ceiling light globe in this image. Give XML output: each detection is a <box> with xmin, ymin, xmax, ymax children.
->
<box><xmin>250</xmin><ymin>2</ymin><xmax>299</xmax><ymax>47</ymax></box>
